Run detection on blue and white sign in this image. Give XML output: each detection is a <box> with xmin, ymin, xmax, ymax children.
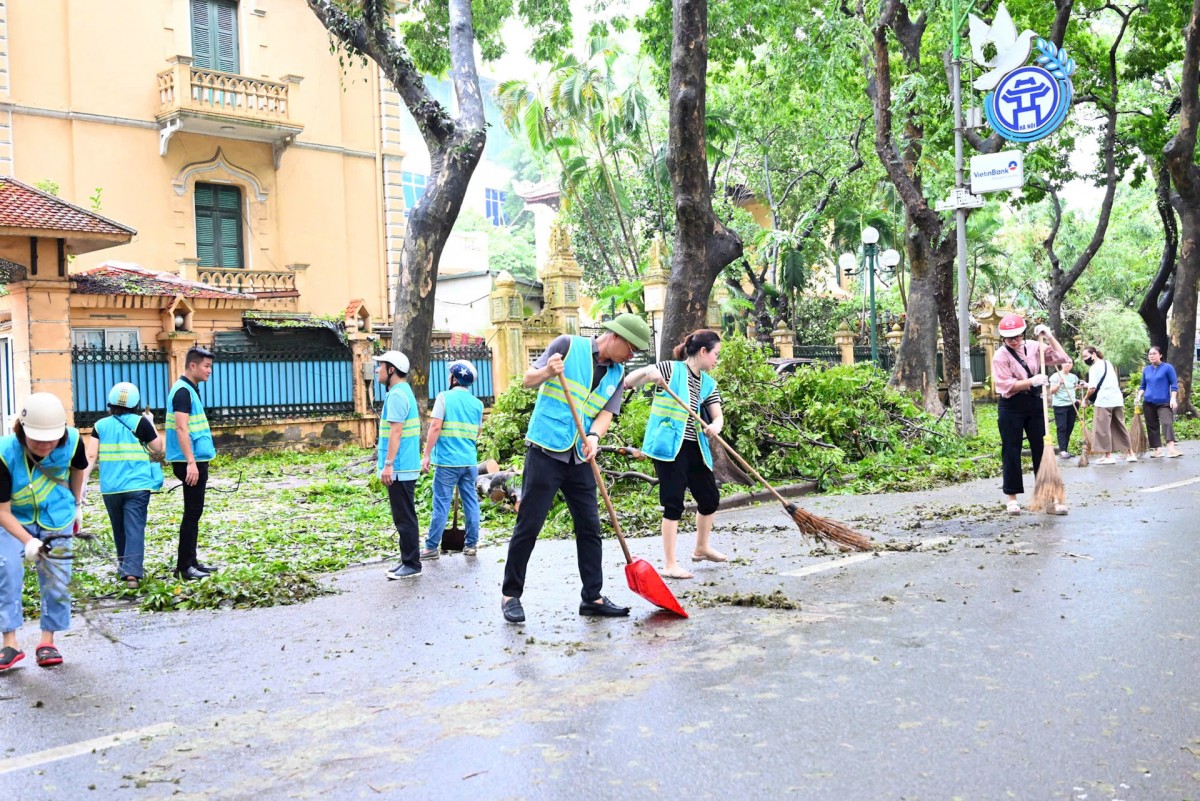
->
<box><xmin>970</xmin><ymin>150</ymin><xmax>1024</xmax><ymax>193</ymax></box>
<box><xmin>983</xmin><ymin>39</ymin><xmax>1076</xmax><ymax>143</ymax></box>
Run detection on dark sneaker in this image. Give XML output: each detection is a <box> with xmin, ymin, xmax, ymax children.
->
<box><xmin>502</xmin><ymin>597</ymin><xmax>525</xmax><ymax>623</ymax></box>
<box><xmin>386</xmin><ymin>564</ymin><xmax>421</xmax><ymax>580</ymax></box>
<box><xmin>194</xmin><ymin>563</ymin><xmax>219</xmax><ymax>574</ymax></box>
<box><xmin>419</xmin><ymin>548</ymin><xmax>440</xmax><ymax>561</ymax></box>
<box><xmin>579</xmin><ymin>596</ymin><xmax>631</xmax><ymax>617</ymax></box>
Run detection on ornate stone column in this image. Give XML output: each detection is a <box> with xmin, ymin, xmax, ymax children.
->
<box><xmin>772</xmin><ymin>325</ymin><xmax>794</xmax><ymax>359</ymax></box>
<box><xmin>489</xmin><ymin>270</ymin><xmax>525</xmax><ymax>395</ymax></box>
<box><xmin>834</xmin><ymin>324</ymin><xmax>855</xmax><ymax>366</ymax></box>
<box><xmin>540</xmin><ymin>222</ymin><xmax>582</xmax><ymax>335</ymax></box>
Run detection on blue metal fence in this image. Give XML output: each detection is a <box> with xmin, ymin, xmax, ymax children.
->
<box><xmin>72</xmin><ymin>346</ymin><xmax>170</xmax><ymax>428</ymax></box>
<box><xmin>374</xmin><ymin>343</ymin><xmax>495</xmax><ymax>407</ymax></box>
<box><xmin>207</xmin><ymin>344</ymin><xmax>355</xmax><ymax>421</ymax></box>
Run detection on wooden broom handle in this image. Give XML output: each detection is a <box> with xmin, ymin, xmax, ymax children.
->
<box><xmin>556</xmin><ymin>377</ymin><xmax>634</xmax><ymax>565</ymax></box>
<box><xmin>1039</xmin><ymin>335</ymin><xmax>1052</xmax><ymax>434</ymax></box>
<box><xmin>655</xmin><ymin>381</ymin><xmax>792</xmax><ymax>509</ymax></box>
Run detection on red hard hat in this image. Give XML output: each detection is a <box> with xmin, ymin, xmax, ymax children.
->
<box><xmin>998</xmin><ymin>314</ymin><xmax>1026</xmax><ymax>337</ymax></box>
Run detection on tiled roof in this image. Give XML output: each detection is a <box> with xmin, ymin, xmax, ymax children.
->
<box><xmin>0</xmin><ymin>178</ymin><xmax>136</xmax><ymax>237</ymax></box>
<box><xmin>71</xmin><ymin>262</ymin><xmax>251</xmax><ymax>299</ymax></box>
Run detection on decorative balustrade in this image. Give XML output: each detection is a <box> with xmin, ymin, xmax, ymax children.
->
<box><xmin>198</xmin><ymin>269</ymin><xmax>297</xmax><ymax>296</ymax></box>
<box><xmin>157</xmin><ymin>64</ymin><xmax>292</xmax><ymax>123</ymax></box>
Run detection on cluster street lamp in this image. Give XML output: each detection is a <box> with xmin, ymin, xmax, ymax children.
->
<box><xmin>840</xmin><ymin>226</ymin><xmax>901</xmax><ymax>366</ymax></box>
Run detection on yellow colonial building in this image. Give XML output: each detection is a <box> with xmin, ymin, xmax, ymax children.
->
<box><xmin>0</xmin><ymin>0</ymin><xmax>405</xmax><ymax>321</ymax></box>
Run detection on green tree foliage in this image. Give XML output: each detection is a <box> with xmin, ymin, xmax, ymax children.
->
<box><xmin>1077</xmin><ymin>304</ymin><xmax>1151</xmax><ymax>373</ymax></box>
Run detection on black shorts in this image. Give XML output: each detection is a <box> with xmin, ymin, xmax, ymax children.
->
<box><xmin>652</xmin><ymin>439</ymin><xmax>720</xmax><ymax>521</ymax></box>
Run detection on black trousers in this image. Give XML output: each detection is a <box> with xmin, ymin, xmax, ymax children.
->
<box><xmin>171</xmin><ymin>461</ymin><xmax>209</xmax><ymax>571</ymax></box>
<box><xmin>1053</xmin><ymin>404</ymin><xmax>1077</xmax><ymax>454</ymax></box>
<box><xmin>386</xmin><ymin>479</ymin><xmax>420</xmax><ymax>570</ymax></box>
<box><xmin>998</xmin><ymin>393</ymin><xmax>1045</xmax><ymax>496</ymax></box>
<box><xmin>1143</xmin><ymin>402</ymin><xmax>1176</xmax><ymax>448</ymax></box>
<box><xmin>653</xmin><ymin>439</ymin><xmax>721</xmax><ymax>521</ymax></box>
<box><xmin>502</xmin><ymin>446</ymin><xmax>603</xmax><ymax>603</ymax></box>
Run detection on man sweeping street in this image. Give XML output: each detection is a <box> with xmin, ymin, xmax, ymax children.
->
<box><xmin>500</xmin><ymin>313</ymin><xmax>651</xmax><ymax>624</ymax></box>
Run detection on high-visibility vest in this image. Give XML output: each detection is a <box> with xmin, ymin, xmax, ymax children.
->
<box><xmin>526</xmin><ymin>336</ymin><xmax>623</xmax><ymax>460</ymax></box>
<box><xmin>165</xmin><ymin>379</ymin><xmax>215</xmax><ymax>463</ymax></box>
<box><xmin>641</xmin><ymin>361</ymin><xmax>716</xmax><ymax>470</ymax></box>
<box><xmin>378</xmin><ymin>381</ymin><xmax>420</xmax><ymax>472</ymax></box>
<box><xmin>432</xmin><ymin>389</ymin><xmax>483</xmax><ymax>468</ymax></box>
<box><xmin>94</xmin><ymin>414</ymin><xmax>160</xmax><ymax>494</ymax></box>
<box><xmin>0</xmin><ymin>429</ymin><xmax>80</xmax><ymax>531</ymax></box>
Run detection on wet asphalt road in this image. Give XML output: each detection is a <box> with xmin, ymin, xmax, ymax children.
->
<box><xmin>2</xmin><ymin>448</ymin><xmax>1199</xmax><ymax>800</ymax></box>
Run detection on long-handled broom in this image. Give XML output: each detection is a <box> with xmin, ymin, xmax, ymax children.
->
<box><xmin>656</xmin><ymin>382</ymin><xmax>871</xmax><ymax>551</ymax></box>
<box><xmin>1130</xmin><ymin>403</ymin><xmax>1149</xmax><ymax>456</ymax></box>
<box><xmin>1076</xmin><ymin>400</ymin><xmax>1091</xmax><ymax>468</ymax></box>
<box><xmin>1031</xmin><ymin>336</ymin><xmax>1066</xmax><ymax>513</ymax></box>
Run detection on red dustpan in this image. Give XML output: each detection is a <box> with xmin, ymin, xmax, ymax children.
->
<box><xmin>558</xmin><ymin>378</ymin><xmax>688</xmax><ymax>617</ymax></box>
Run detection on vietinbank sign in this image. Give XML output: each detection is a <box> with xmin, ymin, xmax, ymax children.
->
<box><xmin>969</xmin><ymin>3</ymin><xmax>1076</xmax><ymax>143</ymax></box>
<box><xmin>970</xmin><ymin>150</ymin><xmax>1024</xmax><ymax>193</ymax></box>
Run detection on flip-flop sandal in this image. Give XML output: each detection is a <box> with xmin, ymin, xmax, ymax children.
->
<box><xmin>661</xmin><ymin>568</ymin><xmax>694</xmax><ymax>579</ymax></box>
<box><xmin>691</xmin><ymin>552</ymin><xmax>728</xmax><ymax>563</ymax></box>
<box><xmin>123</xmin><ymin>576</ymin><xmax>140</xmax><ymax>590</ymax></box>
<box><xmin>1166</xmin><ymin>452</ymin><xmax>1183</xmax><ymax>458</ymax></box>
<box><xmin>0</xmin><ymin>646</ymin><xmax>24</xmax><ymax>671</ymax></box>
<box><xmin>35</xmin><ymin>645</ymin><xmax>62</xmax><ymax>668</ymax></box>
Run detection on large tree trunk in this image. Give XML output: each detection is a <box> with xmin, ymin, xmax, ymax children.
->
<box><xmin>663</xmin><ymin>0</ymin><xmax>743</xmax><ymax>360</ymax></box>
<box><xmin>307</xmin><ymin>0</ymin><xmax>486</xmax><ymax>406</ymax></box>
<box><xmin>871</xmin><ymin>0</ymin><xmax>944</xmax><ymax>414</ymax></box>
<box><xmin>1138</xmin><ymin>160</ymin><xmax>1178</xmax><ymax>353</ymax></box>
<box><xmin>1165</xmin><ymin>0</ymin><xmax>1200</xmax><ymax>414</ymax></box>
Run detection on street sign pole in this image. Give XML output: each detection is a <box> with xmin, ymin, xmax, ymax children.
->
<box><xmin>952</xmin><ymin>0</ymin><xmax>977</xmax><ymax>436</ymax></box>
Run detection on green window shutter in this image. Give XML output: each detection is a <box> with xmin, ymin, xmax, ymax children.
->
<box><xmin>196</xmin><ymin>216</ymin><xmax>216</xmax><ymax>267</ymax></box>
<box><xmin>195</xmin><ymin>183</ymin><xmax>242</xmax><ymax>268</ymax></box>
<box><xmin>191</xmin><ymin>0</ymin><xmax>238</xmax><ymax>72</ymax></box>
<box><xmin>214</xmin><ymin>1</ymin><xmax>239</xmax><ymax>73</ymax></box>
<box><xmin>190</xmin><ymin>0</ymin><xmax>212</xmax><ymax>69</ymax></box>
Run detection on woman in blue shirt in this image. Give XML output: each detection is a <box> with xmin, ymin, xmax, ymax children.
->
<box><xmin>1135</xmin><ymin>346</ymin><xmax>1182</xmax><ymax>458</ymax></box>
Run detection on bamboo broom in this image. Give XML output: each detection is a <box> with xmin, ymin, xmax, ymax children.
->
<box><xmin>656</xmin><ymin>381</ymin><xmax>871</xmax><ymax>551</ymax></box>
<box><xmin>1130</xmin><ymin>404</ymin><xmax>1149</xmax><ymax>456</ymax></box>
<box><xmin>1076</xmin><ymin>400</ymin><xmax>1091</xmax><ymax>468</ymax></box>
<box><xmin>1032</xmin><ymin>336</ymin><xmax>1066</xmax><ymax>514</ymax></box>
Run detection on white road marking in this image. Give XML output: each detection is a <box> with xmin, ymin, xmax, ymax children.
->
<box><xmin>0</xmin><ymin>721</ymin><xmax>176</xmax><ymax>775</ymax></box>
<box><xmin>781</xmin><ymin>536</ymin><xmax>953</xmax><ymax>577</ymax></box>
<box><xmin>1140</xmin><ymin>476</ymin><xmax>1200</xmax><ymax>493</ymax></box>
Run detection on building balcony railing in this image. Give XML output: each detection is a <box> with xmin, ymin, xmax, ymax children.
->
<box><xmin>198</xmin><ymin>268</ymin><xmax>297</xmax><ymax>297</ymax></box>
<box><xmin>155</xmin><ymin>61</ymin><xmax>303</xmax><ymax>158</ymax></box>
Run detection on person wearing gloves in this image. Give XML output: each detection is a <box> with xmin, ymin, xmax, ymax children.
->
<box><xmin>1080</xmin><ymin>346</ymin><xmax>1137</xmax><ymax>465</ymax></box>
<box><xmin>990</xmin><ymin>315</ymin><xmax>1070</xmax><ymax>515</ymax></box>
<box><xmin>420</xmin><ymin>360</ymin><xmax>485</xmax><ymax>558</ymax></box>
<box><xmin>624</xmin><ymin>329</ymin><xmax>726</xmax><ymax>580</ymax></box>
<box><xmin>1048</xmin><ymin>361</ymin><xmax>1079</xmax><ymax>458</ymax></box>
<box><xmin>500</xmin><ymin>312</ymin><xmax>650</xmax><ymax>624</ymax></box>
<box><xmin>1136</xmin><ymin>346</ymin><xmax>1182</xmax><ymax>458</ymax></box>
<box><xmin>374</xmin><ymin>350</ymin><xmax>423</xmax><ymax>580</ymax></box>
<box><xmin>85</xmin><ymin>382</ymin><xmax>164</xmax><ymax>590</ymax></box>
<box><xmin>0</xmin><ymin>393</ymin><xmax>88</xmax><ymax>670</ymax></box>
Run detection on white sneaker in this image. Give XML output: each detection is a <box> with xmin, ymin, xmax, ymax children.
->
<box><xmin>1126</xmin><ymin>455</ymin><xmax>1138</xmax><ymax>463</ymax></box>
<box><xmin>1094</xmin><ymin>457</ymin><xmax>1117</xmax><ymax>465</ymax></box>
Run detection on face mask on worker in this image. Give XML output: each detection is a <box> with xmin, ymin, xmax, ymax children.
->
<box><xmin>1083</xmin><ymin>356</ymin><xmax>1094</xmax><ymax>365</ymax></box>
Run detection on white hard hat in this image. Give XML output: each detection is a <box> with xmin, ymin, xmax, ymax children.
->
<box><xmin>20</xmin><ymin>392</ymin><xmax>67</xmax><ymax>441</ymax></box>
<box><xmin>372</xmin><ymin>350</ymin><xmax>410</xmax><ymax>374</ymax></box>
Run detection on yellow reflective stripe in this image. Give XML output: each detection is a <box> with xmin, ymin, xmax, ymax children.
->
<box><xmin>541</xmin><ymin>377</ymin><xmax>590</xmax><ymax>407</ymax></box>
<box><xmin>441</xmin><ymin>432</ymin><xmax>475</xmax><ymax>440</ymax></box>
<box><xmin>99</xmin><ymin>443</ymin><xmax>148</xmax><ymax>452</ymax></box>
<box><xmin>441</xmin><ymin>421</ymin><xmax>477</xmax><ymax>434</ymax></box>
<box><xmin>402</xmin><ymin>420</ymin><xmax>420</xmax><ymax>436</ymax></box>
<box><xmin>98</xmin><ymin>454</ymin><xmax>151</xmax><ymax>462</ymax></box>
<box><xmin>380</xmin><ymin>421</ymin><xmax>392</xmax><ymax>435</ymax></box>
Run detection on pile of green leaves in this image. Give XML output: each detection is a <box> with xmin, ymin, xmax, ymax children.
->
<box><xmin>711</xmin><ymin>335</ymin><xmax>1000</xmax><ymax>493</ymax></box>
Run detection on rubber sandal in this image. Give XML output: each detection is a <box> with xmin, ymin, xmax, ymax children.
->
<box><xmin>35</xmin><ymin>644</ymin><xmax>62</xmax><ymax>668</ymax></box>
<box><xmin>1006</xmin><ymin>500</ymin><xmax>1021</xmax><ymax>515</ymax></box>
<box><xmin>1049</xmin><ymin>504</ymin><xmax>1069</xmax><ymax>516</ymax></box>
<box><xmin>124</xmin><ymin>576</ymin><xmax>140</xmax><ymax>590</ymax></box>
<box><xmin>0</xmin><ymin>646</ymin><xmax>24</xmax><ymax>671</ymax></box>
<box><xmin>1166</xmin><ymin>451</ymin><xmax>1183</xmax><ymax>458</ymax></box>
<box><xmin>691</xmin><ymin>551</ymin><xmax>728</xmax><ymax>563</ymax></box>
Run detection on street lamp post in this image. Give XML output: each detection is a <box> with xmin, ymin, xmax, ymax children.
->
<box><xmin>841</xmin><ymin>226</ymin><xmax>901</xmax><ymax>367</ymax></box>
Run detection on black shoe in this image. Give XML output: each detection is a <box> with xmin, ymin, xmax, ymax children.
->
<box><xmin>194</xmin><ymin>563</ymin><xmax>218</xmax><ymax>574</ymax></box>
<box><xmin>173</xmin><ymin>566</ymin><xmax>208</xmax><ymax>581</ymax></box>
<box><xmin>579</xmin><ymin>596</ymin><xmax>630</xmax><ymax>617</ymax></box>
<box><xmin>501</xmin><ymin>597</ymin><xmax>525</xmax><ymax>623</ymax></box>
